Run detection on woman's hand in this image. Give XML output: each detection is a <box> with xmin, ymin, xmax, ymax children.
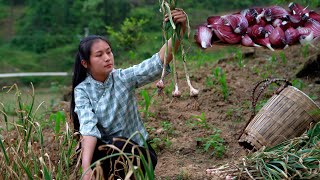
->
<box><xmin>159</xmin><ymin>9</ymin><xmax>188</xmax><ymax>64</ymax></box>
<box><xmin>165</xmin><ymin>9</ymin><xmax>187</xmax><ymax>35</ymax></box>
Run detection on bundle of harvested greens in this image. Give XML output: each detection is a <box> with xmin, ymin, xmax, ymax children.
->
<box><xmin>207</xmin><ymin>121</ymin><xmax>320</xmax><ymax>179</ymax></box>
<box><xmin>157</xmin><ymin>0</ymin><xmax>199</xmax><ymax>97</ymax></box>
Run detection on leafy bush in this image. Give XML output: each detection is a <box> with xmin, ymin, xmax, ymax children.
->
<box><xmin>11</xmin><ymin>33</ymin><xmax>75</xmax><ymax>53</ymax></box>
<box><xmin>129</xmin><ymin>6</ymin><xmax>161</xmax><ymax>31</ymax></box>
<box><xmin>0</xmin><ymin>4</ymin><xmax>8</xmax><ymax>19</ymax></box>
<box><xmin>106</xmin><ymin>17</ymin><xmax>148</xmax><ymax>51</ymax></box>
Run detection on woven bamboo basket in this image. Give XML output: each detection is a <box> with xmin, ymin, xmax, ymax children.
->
<box><xmin>239</xmin><ymin>84</ymin><xmax>320</xmax><ymax>150</ymax></box>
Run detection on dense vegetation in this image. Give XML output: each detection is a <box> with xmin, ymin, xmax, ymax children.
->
<box><xmin>0</xmin><ymin>0</ymin><xmax>318</xmax><ymax>86</ymax></box>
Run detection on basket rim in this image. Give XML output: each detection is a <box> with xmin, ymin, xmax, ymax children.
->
<box><xmin>290</xmin><ymin>86</ymin><xmax>320</xmax><ymax>109</ymax></box>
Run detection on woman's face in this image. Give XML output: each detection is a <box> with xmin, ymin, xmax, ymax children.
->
<box><xmin>82</xmin><ymin>39</ymin><xmax>114</xmax><ymax>82</ymax></box>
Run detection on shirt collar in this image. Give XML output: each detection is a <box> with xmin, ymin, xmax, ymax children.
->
<box><xmin>86</xmin><ymin>69</ymin><xmax>115</xmax><ymax>87</ymax></box>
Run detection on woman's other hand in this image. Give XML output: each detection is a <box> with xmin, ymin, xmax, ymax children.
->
<box><xmin>165</xmin><ymin>9</ymin><xmax>187</xmax><ymax>34</ymax></box>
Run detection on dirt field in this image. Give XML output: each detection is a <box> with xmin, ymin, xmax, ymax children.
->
<box><xmin>140</xmin><ymin>43</ymin><xmax>320</xmax><ymax>179</ymax></box>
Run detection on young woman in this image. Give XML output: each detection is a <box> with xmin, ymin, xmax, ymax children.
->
<box><xmin>70</xmin><ymin>9</ymin><xmax>187</xmax><ymax>179</ymax></box>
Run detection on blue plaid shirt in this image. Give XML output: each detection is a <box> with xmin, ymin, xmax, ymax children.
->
<box><xmin>74</xmin><ymin>53</ymin><xmax>170</xmax><ymax>146</ymax></box>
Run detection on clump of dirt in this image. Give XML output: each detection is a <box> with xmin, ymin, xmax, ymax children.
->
<box><xmin>142</xmin><ymin>43</ymin><xmax>320</xmax><ymax>179</ymax></box>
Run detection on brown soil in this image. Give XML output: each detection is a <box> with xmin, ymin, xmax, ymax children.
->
<box><xmin>141</xmin><ymin>43</ymin><xmax>320</xmax><ymax>179</ymax></box>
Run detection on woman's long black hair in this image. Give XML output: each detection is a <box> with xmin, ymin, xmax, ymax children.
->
<box><xmin>70</xmin><ymin>35</ymin><xmax>111</xmax><ymax>132</ymax></box>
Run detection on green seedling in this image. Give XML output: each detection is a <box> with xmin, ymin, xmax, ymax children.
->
<box><xmin>219</xmin><ymin>71</ymin><xmax>228</xmax><ymax>100</ymax></box>
<box><xmin>271</xmin><ymin>53</ymin><xmax>277</xmax><ymax>63</ymax></box>
<box><xmin>205</xmin><ymin>76</ymin><xmax>214</xmax><ymax>88</ymax></box>
<box><xmin>301</xmin><ymin>43</ymin><xmax>309</xmax><ymax>58</ymax></box>
<box><xmin>190</xmin><ymin>112</ymin><xmax>209</xmax><ymax>129</ymax></box>
<box><xmin>196</xmin><ymin>128</ymin><xmax>226</xmax><ymax>158</ymax></box>
<box><xmin>213</xmin><ymin>67</ymin><xmax>229</xmax><ymax>100</ymax></box>
<box><xmin>161</xmin><ymin>121</ymin><xmax>174</xmax><ymax>136</ymax></box>
<box><xmin>292</xmin><ymin>79</ymin><xmax>304</xmax><ymax>90</ymax></box>
<box><xmin>279</xmin><ymin>51</ymin><xmax>286</xmax><ymax>64</ymax></box>
<box><xmin>49</xmin><ymin>111</ymin><xmax>66</xmax><ymax>137</ymax></box>
<box><xmin>235</xmin><ymin>50</ymin><xmax>244</xmax><ymax>68</ymax></box>
<box><xmin>139</xmin><ymin>89</ymin><xmax>156</xmax><ymax>118</ymax></box>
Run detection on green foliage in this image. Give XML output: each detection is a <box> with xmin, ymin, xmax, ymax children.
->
<box><xmin>1</xmin><ymin>0</ymin><xmax>314</xmax><ymax>86</ymax></box>
<box><xmin>0</xmin><ymin>3</ymin><xmax>8</xmax><ymax>19</ymax></box>
<box><xmin>49</xmin><ymin>111</ymin><xmax>66</xmax><ymax>136</ymax></box>
<box><xmin>235</xmin><ymin>50</ymin><xmax>244</xmax><ymax>68</ymax></box>
<box><xmin>149</xmin><ymin>136</ymin><xmax>172</xmax><ymax>151</ymax></box>
<box><xmin>205</xmin><ymin>76</ymin><xmax>214</xmax><ymax>88</ymax></box>
<box><xmin>232</xmin><ymin>122</ymin><xmax>320</xmax><ymax>179</ymax></box>
<box><xmin>0</xmin><ymin>0</ymin><xmax>24</xmax><ymax>5</ymax></box>
<box><xmin>160</xmin><ymin>121</ymin><xmax>174</xmax><ymax>136</ymax></box>
<box><xmin>0</xmin><ymin>44</ymin><xmax>73</xmax><ymax>87</ymax></box>
<box><xmin>279</xmin><ymin>51</ymin><xmax>286</xmax><ymax>64</ymax></box>
<box><xmin>0</xmin><ymin>45</ymin><xmax>40</xmax><ymax>72</ymax></box>
<box><xmin>196</xmin><ymin>128</ymin><xmax>226</xmax><ymax>158</ymax></box>
<box><xmin>214</xmin><ymin>67</ymin><xmax>229</xmax><ymax>101</ymax></box>
<box><xmin>11</xmin><ymin>33</ymin><xmax>75</xmax><ymax>53</ymax></box>
<box><xmin>181</xmin><ymin>0</ymin><xmax>269</xmax><ymax>13</ymax></box>
<box><xmin>128</xmin><ymin>6</ymin><xmax>161</xmax><ymax>31</ymax></box>
<box><xmin>0</xmin><ymin>84</ymin><xmax>80</xmax><ymax>179</ymax></box>
<box><xmin>292</xmin><ymin>79</ymin><xmax>304</xmax><ymax>90</ymax></box>
<box><xmin>139</xmin><ymin>89</ymin><xmax>156</xmax><ymax>118</ymax></box>
<box><xmin>11</xmin><ymin>0</ymin><xmax>76</xmax><ymax>52</ymax></box>
<box><xmin>270</xmin><ymin>53</ymin><xmax>277</xmax><ymax>63</ymax></box>
<box><xmin>301</xmin><ymin>44</ymin><xmax>310</xmax><ymax>58</ymax></box>
<box><xmin>107</xmin><ymin>17</ymin><xmax>148</xmax><ymax>51</ymax></box>
<box><xmin>149</xmin><ymin>120</ymin><xmax>175</xmax><ymax>151</ymax></box>
<box><xmin>255</xmin><ymin>98</ymin><xmax>268</xmax><ymax>112</ymax></box>
<box><xmin>189</xmin><ymin>112</ymin><xmax>209</xmax><ymax>129</ymax></box>
<box><xmin>272</xmin><ymin>0</ymin><xmax>320</xmax><ymax>8</ymax></box>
